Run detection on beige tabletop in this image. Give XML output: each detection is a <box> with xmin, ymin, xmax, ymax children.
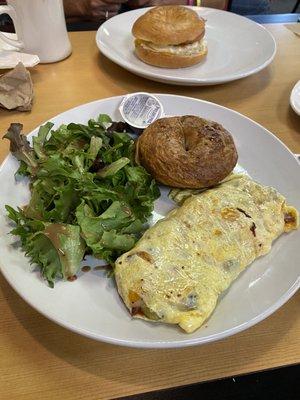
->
<box><xmin>0</xmin><ymin>25</ymin><xmax>300</xmax><ymax>400</ymax></box>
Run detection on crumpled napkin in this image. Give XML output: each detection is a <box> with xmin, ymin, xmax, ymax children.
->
<box><xmin>0</xmin><ymin>62</ymin><xmax>33</xmax><ymax>111</ymax></box>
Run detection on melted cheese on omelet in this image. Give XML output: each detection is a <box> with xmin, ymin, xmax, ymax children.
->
<box><xmin>115</xmin><ymin>176</ymin><xmax>299</xmax><ymax>333</ymax></box>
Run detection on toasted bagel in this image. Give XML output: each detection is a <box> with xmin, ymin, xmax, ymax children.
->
<box><xmin>136</xmin><ymin>116</ymin><xmax>238</xmax><ymax>189</ymax></box>
<box><xmin>132</xmin><ymin>6</ymin><xmax>205</xmax><ymax>46</ymax></box>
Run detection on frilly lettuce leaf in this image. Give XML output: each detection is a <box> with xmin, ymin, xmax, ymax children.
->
<box><xmin>6</xmin><ymin>206</ymin><xmax>85</xmax><ymax>287</ymax></box>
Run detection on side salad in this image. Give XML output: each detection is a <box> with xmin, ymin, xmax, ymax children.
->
<box><xmin>4</xmin><ymin>115</ymin><xmax>160</xmax><ymax>287</ymax></box>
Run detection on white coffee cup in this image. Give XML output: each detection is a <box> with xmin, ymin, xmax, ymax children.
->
<box><xmin>0</xmin><ymin>0</ymin><xmax>72</xmax><ymax>63</ymax></box>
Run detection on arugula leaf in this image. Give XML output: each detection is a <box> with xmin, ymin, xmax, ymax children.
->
<box><xmin>23</xmin><ymin>179</ymin><xmax>79</xmax><ymax>223</ymax></box>
<box><xmin>43</xmin><ymin>124</ymin><xmax>74</xmax><ymax>154</ymax></box>
<box><xmin>32</xmin><ymin>122</ymin><xmax>54</xmax><ymax>159</ymax></box>
<box><xmin>87</xmin><ymin>136</ymin><xmax>102</xmax><ymax>164</ymax></box>
<box><xmin>97</xmin><ymin>114</ymin><xmax>112</xmax><ymax>127</ymax></box>
<box><xmin>48</xmin><ymin>181</ymin><xmax>80</xmax><ymax>223</ymax></box>
<box><xmin>97</xmin><ymin>157</ymin><xmax>130</xmax><ymax>178</ymax></box>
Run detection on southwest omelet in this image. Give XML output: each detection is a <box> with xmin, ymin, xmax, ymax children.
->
<box><xmin>115</xmin><ymin>175</ymin><xmax>299</xmax><ymax>333</ymax></box>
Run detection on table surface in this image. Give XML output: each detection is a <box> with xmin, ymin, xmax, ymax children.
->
<box><xmin>0</xmin><ymin>25</ymin><xmax>300</xmax><ymax>400</ymax></box>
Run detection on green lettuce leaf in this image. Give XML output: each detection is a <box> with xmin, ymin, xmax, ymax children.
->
<box><xmin>42</xmin><ymin>223</ymin><xmax>85</xmax><ymax>281</ymax></box>
<box><xmin>6</xmin><ymin>206</ymin><xmax>85</xmax><ymax>287</ymax></box>
<box><xmin>5</xmin><ymin>115</ymin><xmax>161</xmax><ymax>284</ymax></box>
<box><xmin>75</xmin><ymin>201</ymin><xmax>137</xmax><ymax>262</ymax></box>
<box><xmin>87</xmin><ymin>136</ymin><xmax>102</xmax><ymax>164</ymax></box>
<box><xmin>97</xmin><ymin>157</ymin><xmax>130</xmax><ymax>178</ymax></box>
<box><xmin>32</xmin><ymin>122</ymin><xmax>54</xmax><ymax>159</ymax></box>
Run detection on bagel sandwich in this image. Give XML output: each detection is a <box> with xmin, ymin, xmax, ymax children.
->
<box><xmin>132</xmin><ymin>6</ymin><xmax>207</xmax><ymax>68</ymax></box>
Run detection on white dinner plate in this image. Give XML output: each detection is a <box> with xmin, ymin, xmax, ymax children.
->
<box><xmin>0</xmin><ymin>94</ymin><xmax>299</xmax><ymax>348</ymax></box>
<box><xmin>290</xmin><ymin>80</ymin><xmax>300</xmax><ymax>116</ymax></box>
<box><xmin>96</xmin><ymin>7</ymin><xmax>276</xmax><ymax>86</ymax></box>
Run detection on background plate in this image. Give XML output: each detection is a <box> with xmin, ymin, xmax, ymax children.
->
<box><xmin>290</xmin><ymin>80</ymin><xmax>300</xmax><ymax>116</ymax></box>
<box><xmin>96</xmin><ymin>7</ymin><xmax>276</xmax><ymax>86</ymax></box>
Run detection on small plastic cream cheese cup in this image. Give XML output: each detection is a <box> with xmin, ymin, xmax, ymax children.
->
<box><xmin>119</xmin><ymin>92</ymin><xmax>164</xmax><ymax>129</ymax></box>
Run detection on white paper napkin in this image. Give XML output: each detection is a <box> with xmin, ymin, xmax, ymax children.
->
<box><xmin>0</xmin><ymin>50</ymin><xmax>40</xmax><ymax>69</ymax></box>
<box><xmin>0</xmin><ymin>32</ymin><xmax>40</xmax><ymax>69</ymax></box>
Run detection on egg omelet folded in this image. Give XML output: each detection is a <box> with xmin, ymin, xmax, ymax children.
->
<box><xmin>115</xmin><ymin>176</ymin><xmax>299</xmax><ymax>333</ymax></box>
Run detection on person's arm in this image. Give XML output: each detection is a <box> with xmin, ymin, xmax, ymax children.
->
<box><xmin>127</xmin><ymin>1</ymin><xmax>227</xmax><ymax>9</ymax></box>
<box><xmin>63</xmin><ymin>0</ymin><xmax>127</xmax><ymax>21</ymax></box>
<box><xmin>202</xmin><ymin>0</ymin><xmax>227</xmax><ymax>9</ymax></box>
<box><xmin>128</xmin><ymin>0</ymin><xmax>184</xmax><ymax>7</ymax></box>
<box><xmin>63</xmin><ymin>0</ymin><xmax>89</xmax><ymax>19</ymax></box>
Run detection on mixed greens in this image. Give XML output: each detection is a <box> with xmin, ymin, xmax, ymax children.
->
<box><xmin>4</xmin><ymin>115</ymin><xmax>160</xmax><ymax>287</ymax></box>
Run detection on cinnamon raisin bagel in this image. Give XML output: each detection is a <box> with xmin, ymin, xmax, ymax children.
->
<box><xmin>136</xmin><ymin>116</ymin><xmax>238</xmax><ymax>189</ymax></box>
